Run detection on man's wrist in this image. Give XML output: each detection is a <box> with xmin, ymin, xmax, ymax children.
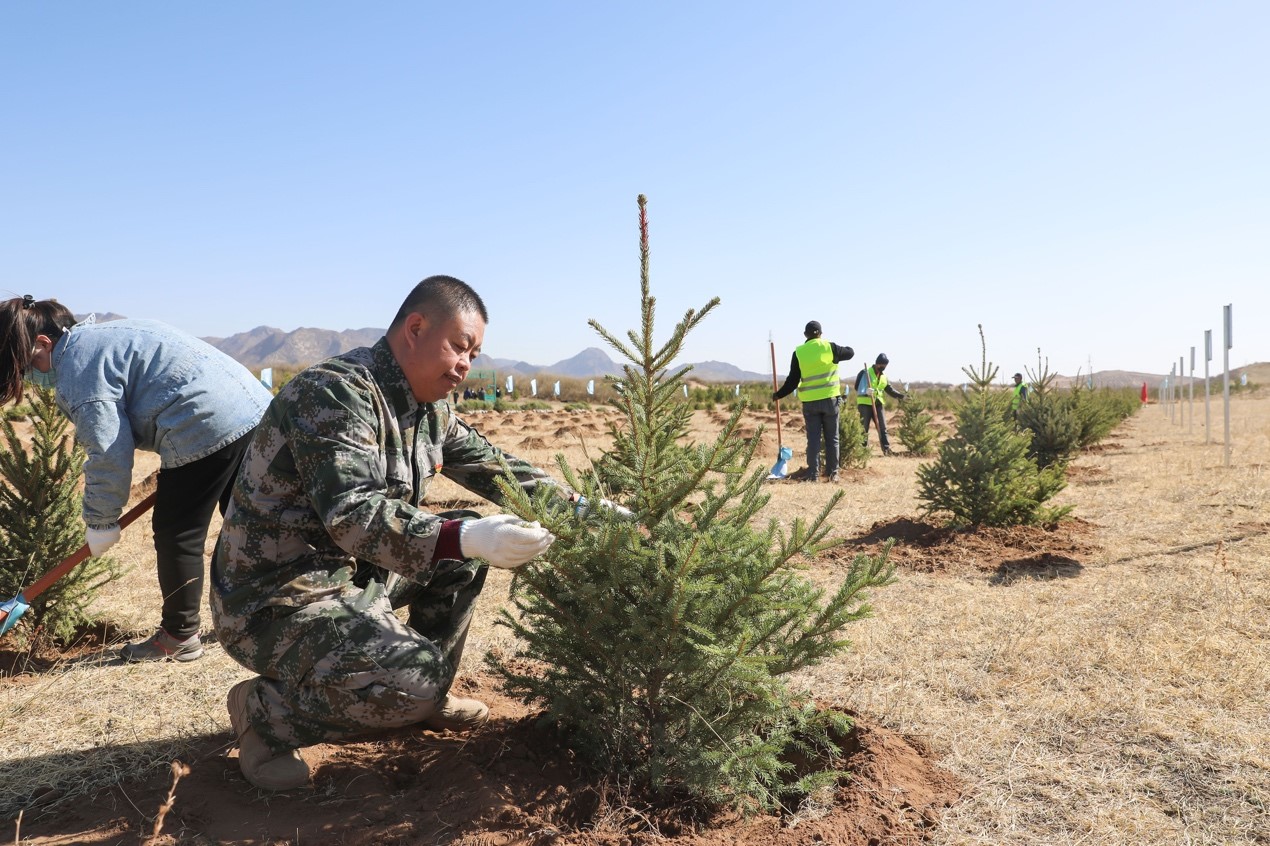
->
<box><xmin>434</xmin><ymin>520</ymin><xmax>463</xmax><ymax>562</ymax></box>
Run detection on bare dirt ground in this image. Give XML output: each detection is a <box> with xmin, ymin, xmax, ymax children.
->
<box><xmin>2</xmin><ymin>393</ymin><xmax>1267</xmax><ymax>844</ymax></box>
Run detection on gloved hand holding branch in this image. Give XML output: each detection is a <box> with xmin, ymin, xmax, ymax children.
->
<box><xmin>459</xmin><ymin>514</ymin><xmax>555</xmax><ymax>569</ymax></box>
<box><xmin>567</xmin><ymin>491</ymin><xmax>635</xmax><ymax>520</ymax></box>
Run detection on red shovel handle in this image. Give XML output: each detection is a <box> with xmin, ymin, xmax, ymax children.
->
<box><xmin>769</xmin><ymin>341</ymin><xmax>783</xmax><ymax>449</ymax></box>
<box><xmin>20</xmin><ymin>491</ymin><xmax>159</xmax><ymax>603</ymax></box>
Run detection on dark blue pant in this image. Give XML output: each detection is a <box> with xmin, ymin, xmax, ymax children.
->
<box><xmin>801</xmin><ymin>397</ymin><xmax>840</xmax><ymax>477</ymax></box>
<box><xmin>858</xmin><ymin>403</ymin><xmax>890</xmax><ymax>452</ymax></box>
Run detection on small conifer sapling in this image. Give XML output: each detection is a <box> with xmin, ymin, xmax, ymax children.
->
<box><xmin>0</xmin><ymin>387</ymin><xmax>121</xmax><ymax>641</ymax></box>
<box><xmin>916</xmin><ymin>326</ymin><xmax>1070</xmax><ymax>527</ymax></box>
<box><xmin>490</xmin><ymin>195</ymin><xmax>895</xmax><ymax>812</ymax></box>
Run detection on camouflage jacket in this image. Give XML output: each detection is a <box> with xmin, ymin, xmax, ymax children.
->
<box><xmin>211</xmin><ymin>338</ymin><xmax>552</xmax><ymax>622</ymax></box>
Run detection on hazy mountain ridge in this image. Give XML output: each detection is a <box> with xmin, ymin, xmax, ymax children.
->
<box><xmin>75</xmin><ymin>312</ymin><xmax>128</xmax><ymax>324</ymax></box>
<box><xmin>208</xmin><ymin>326</ymin><xmax>384</xmax><ymax>370</ymax></box>
<box><xmin>121</xmin><ymin>322</ymin><xmax>1258</xmax><ymax>387</ymax></box>
<box><xmin>199</xmin><ymin>327</ymin><xmax>773</xmax><ymax>381</ymax></box>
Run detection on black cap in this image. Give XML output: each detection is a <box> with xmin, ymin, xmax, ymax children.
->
<box><xmin>804</xmin><ymin>320</ymin><xmax>822</xmax><ymax>336</ymax></box>
<box><xmin>875</xmin><ymin>353</ymin><xmax>889</xmax><ymax>365</ymax></box>
<box><xmin>1013</xmin><ymin>372</ymin><xmax>1023</xmax><ymax>380</ymax></box>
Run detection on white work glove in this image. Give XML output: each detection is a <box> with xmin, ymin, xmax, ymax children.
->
<box><xmin>459</xmin><ymin>514</ymin><xmax>555</xmax><ymax>569</ymax></box>
<box><xmin>86</xmin><ymin>524</ymin><xmax>122</xmax><ymax>557</ymax></box>
<box><xmin>574</xmin><ymin>494</ymin><xmax>634</xmax><ymax>520</ymax></box>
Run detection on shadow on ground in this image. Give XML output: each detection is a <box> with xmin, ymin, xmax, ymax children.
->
<box><xmin>7</xmin><ymin>685</ymin><xmax>960</xmax><ymax>846</ymax></box>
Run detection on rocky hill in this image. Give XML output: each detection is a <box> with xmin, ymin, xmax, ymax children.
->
<box><xmin>673</xmin><ymin>360</ymin><xmax>770</xmax><ymax>382</ymax></box>
<box><xmin>203</xmin><ymin>326</ymin><xmax>385</xmax><ymax>370</ymax></box>
<box><xmin>544</xmin><ymin>348</ymin><xmax>627</xmax><ymax>379</ymax></box>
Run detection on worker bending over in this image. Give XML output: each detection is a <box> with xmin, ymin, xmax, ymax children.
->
<box><xmin>855</xmin><ymin>354</ymin><xmax>906</xmax><ymax>455</ymax></box>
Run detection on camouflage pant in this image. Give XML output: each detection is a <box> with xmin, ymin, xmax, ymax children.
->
<box><xmin>215</xmin><ymin>553</ymin><xmax>488</xmax><ymax>753</ymax></box>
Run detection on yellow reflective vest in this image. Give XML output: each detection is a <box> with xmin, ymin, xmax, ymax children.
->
<box><xmin>856</xmin><ymin>366</ymin><xmax>889</xmax><ymax>406</ymax></box>
<box><xmin>794</xmin><ymin>338</ymin><xmax>841</xmax><ymax>402</ymax></box>
<box><xmin>1011</xmin><ymin>382</ymin><xmax>1028</xmax><ymax>410</ymax></box>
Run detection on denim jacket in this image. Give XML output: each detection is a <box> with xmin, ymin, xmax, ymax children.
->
<box><xmin>52</xmin><ymin>319</ymin><xmax>274</xmax><ymax>528</ymax></box>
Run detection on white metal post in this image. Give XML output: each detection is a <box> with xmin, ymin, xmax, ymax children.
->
<box><xmin>1223</xmin><ymin>304</ymin><xmax>1232</xmax><ymax>467</ymax></box>
<box><xmin>1169</xmin><ymin>365</ymin><xmax>1176</xmax><ymax>424</ymax></box>
<box><xmin>1178</xmin><ymin>356</ymin><xmax>1185</xmax><ymax>426</ymax></box>
<box><xmin>1188</xmin><ymin>346</ymin><xmax>1195</xmax><ymax>435</ymax></box>
<box><xmin>1204</xmin><ymin>329</ymin><xmax>1212</xmax><ymax>444</ymax></box>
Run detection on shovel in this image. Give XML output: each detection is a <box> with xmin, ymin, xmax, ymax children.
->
<box><xmin>0</xmin><ymin>491</ymin><xmax>158</xmax><ymax>637</ymax></box>
<box><xmin>767</xmin><ymin>338</ymin><xmax>793</xmax><ymax>479</ymax></box>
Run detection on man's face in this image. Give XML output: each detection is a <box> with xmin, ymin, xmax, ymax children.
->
<box><xmin>875</xmin><ymin>363</ymin><xmax>886</xmax><ymax>375</ymax></box>
<box><xmin>395</xmin><ymin>309</ymin><xmax>485</xmax><ymax>403</ymax></box>
<box><xmin>1014</xmin><ymin>375</ymin><xmax>1022</xmax><ymax>385</ymax></box>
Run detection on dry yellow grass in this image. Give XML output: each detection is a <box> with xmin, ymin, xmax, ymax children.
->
<box><xmin>2</xmin><ymin>396</ymin><xmax>1267</xmax><ymax>844</ymax></box>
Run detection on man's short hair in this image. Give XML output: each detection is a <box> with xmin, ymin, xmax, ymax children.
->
<box><xmin>390</xmin><ymin>275</ymin><xmax>489</xmax><ymax>331</ymax></box>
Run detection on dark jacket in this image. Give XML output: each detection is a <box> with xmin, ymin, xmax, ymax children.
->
<box><xmin>773</xmin><ymin>341</ymin><xmax>854</xmax><ymax>400</ymax></box>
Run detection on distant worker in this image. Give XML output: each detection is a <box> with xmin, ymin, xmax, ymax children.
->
<box><xmin>1011</xmin><ymin>372</ymin><xmax>1030</xmax><ymax>417</ymax></box>
<box><xmin>772</xmin><ymin>320</ymin><xmax>854</xmax><ymax>482</ymax></box>
<box><xmin>855</xmin><ymin>354</ymin><xmax>906</xmax><ymax>455</ymax></box>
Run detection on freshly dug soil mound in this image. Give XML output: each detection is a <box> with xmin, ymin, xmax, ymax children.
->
<box><xmin>18</xmin><ymin>678</ymin><xmax>960</xmax><ymax>845</ymax></box>
<box><xmin>836</xmin><ymin>516</ymin><xmax>1101</xmax><ymax>579</ymax></box>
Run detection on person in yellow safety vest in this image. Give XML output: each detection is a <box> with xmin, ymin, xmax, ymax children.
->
<box><xmin>854</xmin><ymin>354</ymin><xmax>906</xmax><ymax>455</ymax></box>
<box><xmin>1010</xmin><ymin>373</ymin><xmax>1030</xmax><ymax>417</ymax></box>
<box><xmin>772</xmin><ymin>320</ymin><xmax>854</xmax><ymax>482</ymax></box>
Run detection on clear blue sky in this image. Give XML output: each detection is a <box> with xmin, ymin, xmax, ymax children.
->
<box><xmin>3</xmin><ymin>2</ymin><xmax>1266</xmax><ymax>384</ymax></box>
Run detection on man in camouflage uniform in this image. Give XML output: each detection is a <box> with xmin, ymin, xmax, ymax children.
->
<box><xmin>211</xmin><ymin>276</ymin><xmax>561</xmax><ymax>791</ymax></box>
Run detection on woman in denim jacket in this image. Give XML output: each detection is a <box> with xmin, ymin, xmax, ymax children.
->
<box><xmin>0</xmin><ymin>295</ymin><xmax>273</xmax><ymax>662</ymax></box>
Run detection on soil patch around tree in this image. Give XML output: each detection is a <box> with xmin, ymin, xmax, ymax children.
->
<box><xmin>835</xmin><ymin>516</ymin><xmax>1101</xmax><ymax>581</ymax></box>
<box><xmin>0</xmin><ymin>620</ymin><xmax>129</xmax><ymax>678</ymax></box>
<box><xmin>15</xmin><ymin>677</ymin><xmax>960</xmax><ymax>845</ymax></box>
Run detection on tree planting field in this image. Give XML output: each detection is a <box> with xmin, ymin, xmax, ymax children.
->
<box><xmin>1</xmin><ymin>391</ymin><xmax>1267</xmax><ymax>845</ymax></box>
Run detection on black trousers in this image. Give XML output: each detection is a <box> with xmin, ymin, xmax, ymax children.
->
<box><xmin>151</xmin><ymin>430</ymin><xmax>254</xmax><ymax>639</ymax></box>
<box><xmin>858</xmin><ymin>403</ymin><xmax>890</xmax><ymax>452</ymax></box>
<box><xmin>801</xmin><ymin>396</ymin><xmax>840</xmax><ymax>477</ymax></box>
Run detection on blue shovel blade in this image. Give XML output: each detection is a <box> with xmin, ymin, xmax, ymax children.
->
<box><xmin>0</xmin><ymin>593</ymin><xmax>30</xmax><ymax>637</ymax></box>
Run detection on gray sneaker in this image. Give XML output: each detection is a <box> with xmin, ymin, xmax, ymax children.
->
<box><xmin>119</xmin><ymin>629</ymin><xmax>204</xmax><ymax>663</ymax></box>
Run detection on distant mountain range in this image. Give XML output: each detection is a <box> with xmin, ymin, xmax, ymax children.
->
<box><xmin>76</xmin><ymin>316</ymin><xmax>1263</xmax><ymax>387</ymax></box>
<box><xmin>201</xmin><ymin>325</ymin><xmax>385</xmax><ymax>371</ymax></box>
<box><xmin>191</xmin><ymin>324</ymin><xmax>773</xmax><ymax>382</ymax></box>
<box><xmin>475</xmin><ymin>350</ymin><xmax>769</xmax><ymax>383</ymax></box>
